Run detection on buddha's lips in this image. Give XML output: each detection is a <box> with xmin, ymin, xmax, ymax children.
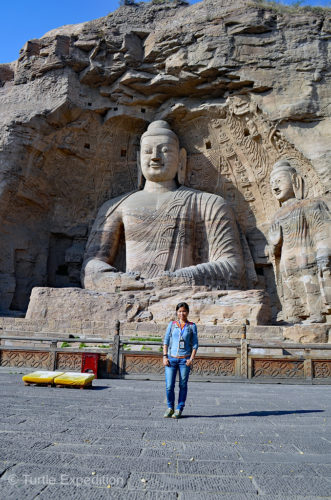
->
<box><xmin>149</xmin><ymin>163</ymin><xmax>163</xmax><ymax>168</ymax></box>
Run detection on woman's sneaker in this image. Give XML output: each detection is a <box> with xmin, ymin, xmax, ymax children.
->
<box><xmin>172</xmin><ymin>409</ymin><xmax>182</xmax><ymax>419</ymax></box>
<box><xmin>163</xmin><ymin>408</ymin><xmax>174</xmax><ymax>418</ymax></box>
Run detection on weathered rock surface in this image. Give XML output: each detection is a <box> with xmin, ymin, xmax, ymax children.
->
<box><xmin>0</xmin><ymin>0</ymin><xmax>330</xmax><ymax>327</ymax></box>
<box><xmin>26</xmin><ymin>286</ymin><xmax>271</xmax><ymax>325</ymax></box>
<box><xmin>283</xmin><ymin>324</ymin><xmax>330</xmax><ymax>344</ymax></box>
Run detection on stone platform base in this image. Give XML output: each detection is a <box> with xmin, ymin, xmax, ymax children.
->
<box><xmin>26</xmin><ymin>286</ymin><xmax>271</xmax><ymax>326</ymax></box>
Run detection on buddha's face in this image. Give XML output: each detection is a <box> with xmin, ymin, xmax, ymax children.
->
<box><xmin>140</xmin><ymin>134</ymin><xmax>179</xmax><ymax>183</ymax></box>
<box><xmin>270</xmin><ymin>170</ymin><xmax>295</xmax><ymax>203</ymax></box>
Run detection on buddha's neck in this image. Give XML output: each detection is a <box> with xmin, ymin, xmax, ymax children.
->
<box><xmin>144</xmin><ymin>179</ymin><xmax>177</xmax><ymax>193</ymax></box>
<box><xmin>281</xmin><ymin>197</ymin><xmax>297</xmax><ymax>207</ymax></box>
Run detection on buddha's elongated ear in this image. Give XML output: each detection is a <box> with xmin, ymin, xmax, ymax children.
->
<box><xmin>137</xmin><ymin>151</ymin><xmax>144</xmax><ymax>189</ymax></box>
<box><xmin>291</xmin><ymin>172</ymin><xmax>304</xmax><ymax>200</ymax></box>
<box><xmin>177</xmin><ymin>147</ymin><xmax>187</xmax><ymax>186</ymax></box>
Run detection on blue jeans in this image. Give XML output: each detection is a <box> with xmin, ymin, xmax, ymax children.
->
<box><xmin>165</xmin><ymin>356</ymin><xmax>191</xmax><ymax>411</ymax></box>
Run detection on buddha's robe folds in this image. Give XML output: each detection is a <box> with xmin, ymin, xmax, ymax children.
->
<box><xmin>271</xmin><ymin>198</ymin><xmax>331</xmax><ymax>275</ymax></box>
<box><xmin>82</xmin><ymin>186</ymin><xmax>245</xmax><ymax>289</ymax></box>
<box><xmin>269</xmin><ymin>197</ymin><xmax>331</xmax><ymax>320</ymax></box>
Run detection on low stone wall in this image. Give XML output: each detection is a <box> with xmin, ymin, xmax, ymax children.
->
<box><xmin>121</xmin><ymin>323</ymin><xmax>286</xmax><ymax>342</ymax></box>
<box><xmin>1</xmin><ymin>316</ymin><xmax>330</xmax><ymax>345</ymax></box>
<box><xmin>0</xmin><ymin>317</ymin><xmax>114</xmax><ymax>337</ymax></box>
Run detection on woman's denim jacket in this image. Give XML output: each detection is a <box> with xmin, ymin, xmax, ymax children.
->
<box><xmin>163</xmin><ymin>321</ymin><xmax>198</xmax><ymax>357</ymax></box>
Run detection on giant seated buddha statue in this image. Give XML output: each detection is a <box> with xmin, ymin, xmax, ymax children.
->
<box><xmin>27</xmin><ymin>121</ymin><xmax>270</xmax><ymax>325</ymax></box>
<box><xmin>81</xmin><ymin>120</ymin><xmax>250</xmax><ymax>292</ymax></box>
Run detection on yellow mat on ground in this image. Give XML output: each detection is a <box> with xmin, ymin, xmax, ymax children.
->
<box><xmin>22</xmin><ymin>371</ymin><xmax>65</xmax><ymax>384</ymax></box>
<box><xmin>53</xmin><ymin>372</ymin><xmax>95</xmax><ymax>386</ymax></box>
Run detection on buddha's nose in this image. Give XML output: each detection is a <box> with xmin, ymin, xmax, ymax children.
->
<box><xmin>151</xmin><ymin>147</ymin><xmax>161</xmax><ymax>161</ymax></box>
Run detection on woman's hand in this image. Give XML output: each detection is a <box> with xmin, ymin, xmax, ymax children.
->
<box><xmin>163</xmin><ymin>357</ymin><xmax>170</xmax><ymax>367</ymax></box>
<box><xmin>186</xmin><ymin>359</ymin><xmax>194</xmax><ymax>367</ymax></box>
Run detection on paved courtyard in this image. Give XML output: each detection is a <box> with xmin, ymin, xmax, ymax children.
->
<box><xmin>0</xmin><ymin>370</ymin><xmax>331</xmax><ymax>499</ymax></box>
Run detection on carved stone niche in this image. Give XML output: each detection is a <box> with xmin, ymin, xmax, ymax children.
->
<box><xmin>21</xmin><ymin>96</ymin><xmax>329</xmax><ymax>326</ymax></box>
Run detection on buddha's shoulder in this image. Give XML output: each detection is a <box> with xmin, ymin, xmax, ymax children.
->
<box><xmin>303</xmin><ymin>196</ymin><xmax>331</xmax><ymax>212</ymax></box>
<box><xmin>274</xmin><ymin>197</ymin><xmax>330</xmax><ymax>219</ymax></box>
<box><xmin>180</xmin><ymin>186</ymin><xmax>227</xmax><ymax>205</ymax></box>
<box><xmin>96</xmin><ymin>191</ymin><xmax>137</xmax><ymax>216</ymax></box>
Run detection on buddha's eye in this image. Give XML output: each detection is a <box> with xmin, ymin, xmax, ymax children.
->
<box><xmin>161</xmin><ymin>147</ymin><xmax>168</xmax><ymax>153</ymax></box>
<box><xmin>143</xmin><ymin>149</ymin><xmax>152</xmax><ymax>154</ymax></box>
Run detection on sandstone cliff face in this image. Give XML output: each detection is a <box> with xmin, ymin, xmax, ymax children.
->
<box><xmin>0</xmin><ymin>0</ymin><xmax>330</xmax><ymax>317</ymax></box>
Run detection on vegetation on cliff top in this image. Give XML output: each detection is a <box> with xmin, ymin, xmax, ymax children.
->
<box><xmin>119</xmin><ymin>0</ymin><xmax>330</xmax><ymax>13</ymax></box>
<box><xmin>253</xmin><ymin>0</ymin><xmax>330</xmax><ymax>14</ymax></box>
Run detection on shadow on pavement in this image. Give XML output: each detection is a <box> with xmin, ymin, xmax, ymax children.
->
<box><xmin>182</xmin><ymin>409</ymin><xmax>325</xmax><ymax>418</ymax></box>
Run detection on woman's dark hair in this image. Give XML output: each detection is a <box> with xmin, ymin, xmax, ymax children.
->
<box><xmin>176</xmin><ymin>302</ymin><xmax>189</xmax><ymax>313</ymax></box>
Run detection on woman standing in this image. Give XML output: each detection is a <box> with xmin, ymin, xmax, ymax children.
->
<box><xmin>163</xmin><ymin>302</ymin><xmax>198</xmax><ymax>419</ymax></box>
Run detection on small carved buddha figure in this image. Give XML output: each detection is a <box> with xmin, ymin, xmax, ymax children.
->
<box><xmin>81</xmin><ymin>120</ymin><xmax>246</xmax><ymax>291</ymax></box>
<box><xmin>269</xmin><ymin>159</ymin><xmax>331</xmax><ymax>323</ymax></box>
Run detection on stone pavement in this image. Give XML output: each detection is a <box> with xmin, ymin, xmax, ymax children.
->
<box><xmin>0</xmin><ymin>370</ymin><xmax>331</xmax><ymax>500</ymax></box>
